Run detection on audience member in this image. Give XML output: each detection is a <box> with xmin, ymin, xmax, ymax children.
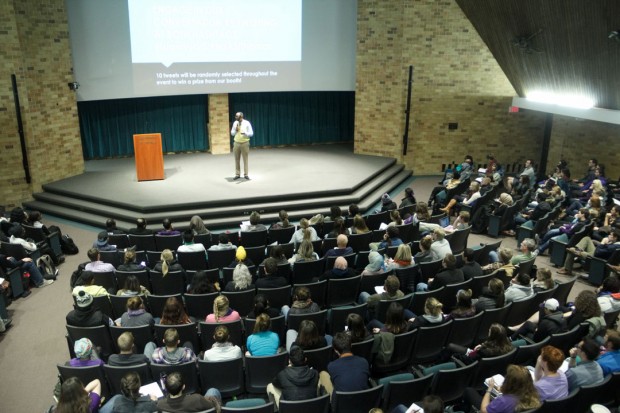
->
<box><xmin>116</xmin><ymin>275</ymin><xmax>150</xmax><ymax>296</ymax></box>
<box><xmin>413</xmin><ymin>235</ymin><xmax>434</xmax><ymax>264</ymax></box>
<box><xmin>160</xmin><ymin>296</ymin><xmax>191</xmax><ymax>325</ymax></box>
<box><xmin>385</xmin><ymin>244</ymin><xmax>414</xmax><ymax>272</ymax></box>
<box><xmin>153</xmin><ymin>249</ymin><xmax>184</xmax><ymax>276</ymax></box>
<box><xmin>281</xmin><ymin>286</ymin><xmax>321</xmax><ymax>320</ymax></box>
<box><xmin>104</xmin><ymin>218</ymin><xmax>125</xmax><ymax>235</ymax></box>
<box><xmin>360</xmin><ymin>251</ymin><xmax>385</xmax><ymax>275</ymax></box>
<box><xmin>203</xmin><ymin>325</ymin><xmax>242</xmax><ymax>362</ymax></box>
<box><xmin>504</xmin><ymin>273</ymin><xmax>534</xmax><ymax>303</ymax></box>
<box><xmin>247</xmin><ymin>294</ymin><xmax>281</xmax><ymax>319</ymax></box>
<box><xmin>597</xmin><ymin>329</ymin><xmax>620</xmax><ymax>375</ymax></box>
<box><xmin>72</xmin><ymin>270</ymin><xmax>109</xmax><ymax>297</ymax></box>
<box><xmin>146</xmin><ymin>328</ymin><xmax>196</xmax><ymax>364</ymax></box>
<box><xmin>0</xmin><ymin>252</ymin><xmax>53</xmax><ymax>288</ymax></box>
<box><xmin>53</xmin><ymin>377</ymin><xmax>102</xmax><ymax>413</ymax></box>
<box><xmin>408</xmin><ymin>297</ymin><xmax>446</xmax><ymax>330</ymax></box>
<box><xmin>286</xmin><ymin>319</ymin><xmax>330</xmax><ymax>352</ymax></box>
<box><xmin>256</xmin><ymin>257</ymin><xmax>288</xmax><ymax>288</ymax></box>
<box><xmin>349</xmin><ymin>214</ymin><xmax>370</xmax><ymax>234</ymax></box>
<box><xmin>92</xmin><ymin>231</ymin><xmax>116</xmax><ymax>252</ymax></box>
<box><xmin>187</xmin><ymin>270</ymin><xmax>219</xmax><ymax>294</ymax></box>
<box><xmin>127</xmin><ymin>218</ymin><xmax>153</xmax><ymax>235</ymax></box>
<box><xmin>533</xmin><ymin>345</ymin><xmax>568</xmax><ymax>401</ymax></box>
<box><xmin>157</xmin><ymin>218</ymin><xmax>180</xmax><ymax>236</ymax></box>
<box><xmin>461</xmin><ymin>248</ymin><xmax>483</xmax><ymax>279</ymax></box>
<box><xmin>418</xmin><ymin>253</ymin><xmax>464</xmax><ymax>291</ymax></box>
<box><xmin>107</xmin><ymin>332</ymin><xmax>150</xmax><ymax>366</ymax></box>
<box><xmin>319</xmin><ymin>256</ymin><xmax>356</xmax><ymax>280</ymax></box>
<box><xmin>156</xmin><ymin>371</ymin><xmax>221</xmax><ymax>413</ymax></box>
<box><xmin>227</xmin><ymin>245</ymin><xmax>254</xmax><ymax>268</ymax></box>
<box><xmin>430</xmin><ymin>227</ymin><xmax>452</xmax><ymax>260</ymax></box>
<box><xmin>66</xmin><ymin>290</ymin><xmax>113</xmax><ymax>327</ymax></box>
<box><xmin>359</xmin><ymin>275</ymin><xmax>404</xmax><ymax>312</ymax></box>
<box><xmin>324</xmin><ymin>234</ymin><xmax>354</xmax><ymax>258</ymax></box>
<box><xmin>447</xmin><ymin>289</ymin><xmax>476</xmax><ymax>319</ymax></box>
<box><xmin>474</xmin><ymin>278</ymin><xmax>505</xmax><ymax>312</ymax></box>
<box><xmin>267</xmin><ymin>346</ymin><xmax>319</xmax><ymax>407</ymax></box>
<box><xmin>246</xmin><ymin>313</ymin><xmax>280</xmax><ymax>356</ymax></box>
<box><xmin>100</xmin><ymin>371</ymin><xmax>158</xmax><ymax>413</ymax></box>
<box><xmin>346</xmin><ymin>313</ymin><xmax>372</xmax><ymax>343</ymax></box>
<box><xmin>84</xmin><ymin>247</ymin><xmax>115</xmax><ymax>273</ymax></box>
<box><xmin>399</xmin><ymin>187</ymin><xmax>417</xmax><ymax>208</ymax></box>
<box><xmin>205</xmin><ymin>295</ymin><xmax>240</xmax><ymax>323</ymax></box>
<box><xmin>319</xmin><ymin>332</ymin><xmax>369</xmax><ymax>395</ymax></box>
<box><xmin>224</xmin><ymin>263</ymin><xmax>254</xmax><ymax>292</ymax></box>
<box><xmin>512</xmin><ymin>238</ymin><xmax>536</xmax><ymax>265</ymax></box>
<box><xmin>189</xmin><ymin>215</ymin><xmax>210</xmax><ymax>235</ymax></box>
<box><xmin>288</xmin><ymin>238</ymin><xmax>319</xmax><ymax>266</ymax></box>
<box><xmin>290</xmin><ymin>218</ymin><xmax>320</xmax><ymax>245</ymax></box>
<box><xmin>565</xmin><ymin>338</ymin><xmax>604</xmax><ymax>391</ymax></box>
<box><xmin>68</xmin><ymin>338</ymin><xmax>103</xmax><ymax>367</ymax></box>
<box><xmin>370</xmin><ymin>226</ymin><xmax>403</xmax><ymax>251</ymax></box>
<box><xmin>116</xmin><ymin>250</ymin><xmax>146</xmax><ymax>272</ymax></box>
<box><xmin>510</xmin><ymin>298</ymin><xmax>566</xmax><ymax>342</ymax></box>
<box><xmin>177</xmin><ymin>229</ymin><xmax>207</xmax><ymax>253</ymax></box>
<box><xmin>117</xmin><ymin>296</ymin><xmax>154</xmax><ymax>327</ymax></box>
<box><xmin>597</xmin><ymin>275</ymin><xmax>620</xmax><ymax>313</ymax></box>
<box><xmin>208</xmin><ymin>233</ymin><xmax>237</xmax><ymax>250</ymax></box>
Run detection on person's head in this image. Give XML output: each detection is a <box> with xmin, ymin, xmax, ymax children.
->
<box><xmin>95</xmin><ymin>231</ymin><xmax>109</xmax><ymax>248</ymax></box>
<box><xmin>252</xmin><ymin>294</ymin><xmax>271</xmax><ymax>316</ymax></box>
<box><xmin>299</xmin><ymin>218</ymin><xmax>310</xmax><ymax>229</ymax></box>
<box><xmin>432</xmin><ymin>227</ymin><xmax>445</xmax><ymax>241</ymax></box>
<box><xmin>235</xmin><ymin>246</ymin><xmax>247</xmax><ymax>263</ymax></box>
<box><xmin>539</xmin><ymin>345</ymin><xmax>565</xmax><ymax>373</ymax></box>
<box><xmin>213</xmin><ymin>325</ymin><xmax>230</xmax><ymax>344</ymax></box>
<box><xmin>497</xmin><ymin>248</ymin><xmax>513</xmax><ymax>265</ymax></box>
<box><xmin>381</xmin><ymin>193</ymin><xmax>393</xmax><ymax>205</ymax></box>
<box><xmin>334</xmin><ymin>256</ymin><xmax>348</xmax><ymax>270</ymax></box>
<box><xmin>249</xmin><ymin>211</ymin><xmax>261</xmax><ymax>225</ymax></box>
<box><xmin>384</xmin><ymin>302</ymin><xmax>406</xmax><ymax>332</ymax></box>
<box><xmin>87</xmin><ymin>247</ymin><xmax>100</xmax><ymax>262</ymax></box>
<box><xmin>501</xmin><ymin>365</ymin><xmax>540</xmax><ymax>410</ymax></box>
<box><xmin>330</xmin><ymin>205</ymin><xmax>342</xmax><ymax>219</ymax></box>
<box><xmin>424</xmin><ymin>297</ymin><xmax>443</xmax><ymax>316</ymax></box>
<box><xmin>514</xmin><ymin>272</ymin><xmax>531</xmax><ymax>286</ymax></box>
<box><xmin>122</xmin><ymin>275</ymin><xmax>141</xmax><ymax>293</ymax></box>
<box><xmin>163</xmin><ymin>371</ymin><xmax>185</xmax><ymax>396</ymax></box>
<box><xmin>348</xmin><ymin>204</ymin><xmax>360</xmax><ymax>216</ymax></box>
<box><xmin>521</xmin><ymin>238</ymin><xmax>536</xmax><ymax>253</ymax></box>
<box><xmin>302</xmin><ymin>228</ymin><xmax>313</xmax><ymax>242</ymax></box>
<box><xmin>218</xmin><ymin>233</ymin><xmax>230</xmax><ymax>244</ymax></box>
<box><xmin>269</xmin><ymin>244</ymin><xmax>285</xmax><ymax>260</ymax></box>
<box><xmin>576</xmin><ymin>338</ymin><xmax>600</xmax><ymax>361</ymax></box>
<box><xmin>469</xmin><ymin>182</ymin><xmax>480</xmax><ymax>193</ymax></box>
<box><xmin>421</xmin><ymin>395</ymin><xmax>444</xmax><ymax>413</ymax></box>
<box><xmin>519</xmin><ymin>175</ymin><xmax>530</xmax><ymax>187</ymax></box>
<box><xmin>543</xmin><ymin>298</ymin><xmax>560</xmax><ymax>315</ymax></box>
<box><xmin>458</xmin><ymin>210</ymin><xmax>470</xmax><ymax>224</ymax></box>
<box><xmin>117</xmin><ymin>331</ymin><xmax>135</xmax><ymax>352</ymax></box>
<box><xmin>353</xmin><ymin>214</ymin><xmax>369</xmax><ymax>232</ymax></box>
<box><xmin>603</xmin><ymin>329</ymin><xmax>620</xmax><ymax>351</ymax></box>
<box><xmin>452</xmin><ymin>169</ymin><xmax>461</xmax><ymax>179</ymax></box>
<box><xmin>365</xmin><ymin>251</ymin><xmax>384</xmax><ymax>272</ymax></box>
<box><xmin>123</xmin><ymin>249</ymin><xmax>136</xmax><ymax>265</ymax></box>
<box><xmin>297</xmin><ymin>239</ymin><xmax>316</xmax><ymax>260</ymax></box>
<box><xmin>455</xmin><ymin>289</ymin><xmax>473</xmax><ymax>309</ymax></box>
<box><xmin>297</xmin><ymin>320</ymin><xmax>320</xmax><ymax>347</ymax></box>
<box><xmin>386</xmin><ymin>225</ymin><xmax>400</xmax><ymax>240</ymax></box>
<box><xmin>232</xmin><ymin>263</ymin><xmax>252</xmax><ymax>290</ymax></box>
<box><xmin>74</xmin><ymin>338</ymin><xmax>94</xmax><ymax>360</ymax></box>
<box><xmin>213</xmin><ymin>295</ymin><xmax>231</xmax><ymax>321</ymax></box>
<box><xmin>577</xmin><ymin>207</ymin><xmax>590</xmax><ymax>221</ymax></box>
<box><xmin>126</xmin><ymin>296</ymin><xmax>145</xmax><ymax>312</ymax></box>
<box><xmin>189</xmin><ymin>215</ymin><xmax>207</xmax><ymax>233</ymax></box>
<box><xmin>499</xmin><ymin>193</ymin><xmax>513</xmax><ymax>206</ymax></box>
<box><xmin>609</xmin><ymin>230</ymin><xmax>619</xmax><ymax>243</ymax></box>
<box><xmin>416</xmin><ymin>202</ymin><xmax>431</xmax><ymax>220</ymax></box>
<box><xmin>420</xmin><ymin>235</ymin><xmax>433</xmax><ymax>252</ymax></box>
<box><xmin>464</xmin><ymin>248</ymin><xmax>475</xmax><ymax>262</ymax></box>
<box><xmin>162</xmin><ymin>297</ymin><xmax>187</xmax><ymax>324</ymax></box>
<box><xmin>235</xmin><ymin>112</ymin><xmax>244</xmax><ymax>122</ymax></box>
<box><xmin>9</xmin><ymin>207</ymin><xmax>26</xmax><ymax>224</ymax></box>
<box><xmin>182</xmin><ymin>229</ymin><xmax>194</xmax><ymax>244</ymax></box>
<box><xmin>288</xmin><ymin>345</ymin><xmax>307</xmax><ymax>367</ymax></box>
<box><xmin>160</xmin><ymin>249</ymin><xmax>174</xmax><ymax>263</ymax></box>
<box><xmin>346</xmin><ymin>313</ymin><xmax>367</xmax><ymax>341</ymax></box>
<box><xmin>56</xmin><ymin>377</ymin><xmax>89</xmax><ymax>413</ymax></box>
<box><xmin>384</xmin><ymin>275</ymin><xmax>400</xmax><ymax>295</ymax></box>
<box><xmin>162</xmin><ymin>218</ymin><xmax>173</xmax><ymax>230</ymax></box>
<box><xmin>601</xmin><ymin>275</ymin><xmax>620</xmax><ymax>293</ymax></box>
<box><xmin>442</xmin><ymin>253</ymin><xmax>456</xmax><ymax>269</ymax></box>
<box><xmin>163</xmin><ymin>328</ymin><xmax>180</xmax><ymax>347</ymax></box>
<box><xmin>120</xmin><ymin>371</ymin><xmax>142</xmax><ymax>400</ymax></box>
<box><xmin>487</xmin><ymin>323</ymin><xmax>510</xmax><ymax>347</ymax></box>
<box><xmin>80</xmin><ymin>271</ymin><xmax>95</xmax><ymax>286</ymax></box>
<box><xmin>394</xmin><ymin>244</ymin><xmax>412</xmax><ymax>263</ymax></box>
<box><xmin>292</xmin><ymin>286</ymin><xmax>311</xmax><ymax>302</ymax></box>
<box><xmin>277</xmin><ymin>210</ymin><xmax>289</xmax><ymax>227</ymax></box>
<box><xmin>488</xmin><ymin>278</ymin><xmax>505</xmax><ymax>306</ymax></box>
<box><xmin>405</xmin><ymin>187</ymin><xmax>415</xmax><ymax>198</ymax></box>
<box><xmin>596</xmin><ymin>164</ymin><xmax>605</xmax><ymax>177</ymax></box>
<box><xmin>253</xmin><ymin>313</ymin><xmax>271</xmax><ymax>333</ymax></box>
<box><xmin>390</xmin><ymin>210</ymin><xmax>402</xmax><ymax>224</ymax></box>
<box><xmin>336</xmin><ymin>234</ymin><xmax>348</xmax><ymax>248</ymax></box>
<box><xmin>535</xmin><ymin>268</ymin><xmax>554</xmax><ymax>289</ymax></box>
<box><xmin>27</xmin><ymin>210</ymin><xmax>42</xmax><ymax>223</ymax></box>
<box><xmin>136</xmin><ymin>218</ymin><xmax>147</xmax><ymax>229</ymax></box>
<box><xmin>74</xmin><ymin>289</ymin><xmax>94</xmax><ymax>310</ymax></box>
<box><xmin>332</xmin><ymin>331</ymin><xmax>352</xmax><ymax>355</ymax></box>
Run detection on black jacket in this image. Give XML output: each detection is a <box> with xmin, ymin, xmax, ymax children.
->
<box><xmin>534</xmin><ymin>311</ymin><xmax>567</xmax><ymax>342</ymax></box>
<box><xmin>272</xmin><ymin>365</ymin><xmax>319</xmax><ymax>401</ymax></box>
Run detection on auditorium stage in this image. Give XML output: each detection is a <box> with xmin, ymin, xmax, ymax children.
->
<box><xmin>25</xmin><ymin>144</ymin><xmax>412</xmax><ymax>230</ymax></box>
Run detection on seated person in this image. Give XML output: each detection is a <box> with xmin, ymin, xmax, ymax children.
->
<box><xmin>417</xmin><ymin>253</ymin><xmax>464</xmax><ymax>291</ymax></box>
<box><xmin>156</xmin><ymin>371</ymin><xmax>221</xmax><ymax>413</ymax></box>
<box><xmin>399</xmin><ymin>187</ymin><xmax>417</xmax><ymax>208</ymax></box>
<box><xmin>101</xmin><ymin>372</ymin><xmax>158</xmax><ymax>413</ymax></box>
<box><xmin>288</xmin><ymin>238</ymin><xmax>319</xmax><ymax>267</ymax></box>
<box><xmin>558</xmin><ymin>231</ymin><xmax>620</xmax><ymax>275</ymax></box>
<box><xmin>246</xmin><ymin>313</ymin><xmax>280</xmax><ymax>356</ymax></box>
<box><xmin>408</xmin><ymin>297</ymin><xmax>446</xmax><ymax>330</ymax></box>
<box><xmin>369</xmin><ymin>226</ymin><xmax>403</xmax><ymax>251</ymax></box>
<box><xmin>323</xmin><ymin>234</ymin><xmax>354</xmax><ymax>258</ymax></box>
<box><xmin>319</xmin><ymin>256</ymin><xmax>356</xmax><ymax>281</ymax></box>
<box><xmin>358</xmin><ymin>275</ymin><xmax>404</xmax><ymax>312</ymax></box>
<box><xmin>127</xmin><ymin>217</ymin><xmax>153</xmax><ymax>235</ymax></box>
<box><xmin>597</xmin><ymin>275</ymin><xmax>620</xmax><ymax>314</ymax></box>
<box><xmin>537</xmin><ymin>208</ymin><xmax>590</xmax><ymax>255</ymax></box>
<box><xmin>440</xmin><ymin>181</ymin><xmax>481</xmax><ymax>216</ymax></box>
<box><xmin>223</xmin><ymin>263</ymin><xmax>254</xmax><ymax>292</ymax></box>
<box><xmin>160</xmin><ymin>296</ymin><xmax>192</xmax><ymax>325</ymax></box>
<box><xmin>243</xmin><ymin>211</ymin><xmax>268</xmax><ymax>232</ymax></box>
<box><xmin>92</xmin><ymin>231</ymin><xmax>116</xmax><ymax>252</ymax></box>
<box><xmin>189</xmin><ymin>215</ymin><xmax>210</xmax><ymax>235</ymax></box>
<box><xmin>146</xmin><ymin>328</ymin><xmax>197</xmax><ymax>364</ymax></box>
<box><xmin>474</xmin><ymin>278</ymin><xmax>505</xmax><ymax>312</ymax></box>
<box><xmin>286</xmin><ymin>319</ymin><xmax>331</xmax><ymax>352</ymax></box>
<box><xmin>379</xmin><ymin>192</ymin><xmax>398</xmax><ymax>212</ymax></box>
<box><xmin>247</xmin><ymin>294</ymin><xmax>281</xmax><ymax>319</ymax></box>
<box><xmin>482</xmin><ymin>247</ymin><xmax>516</xmax><ymax>281</ymax></box>
<box><xmin>53</xmin><ymin>377</ymin><xmax>102</xmax><ymax>413</ymax></box>
<box><xmin>68</xmin><ymin>338</ymin><xmax>103</xmax><ymax>367</ymax></box>
<box><xmin>208</xmin><ymin>233</ymin><xmax>237</xmax><ymax>250</ymax></box>
<box><xmin>203</xmin><ymin>325</ymin><xmax>242</xmax><ymax>362</ymax></box>
<box><xmin>430</xmin><ymin>227</ymin><xmax>452</xmax><ymax>260</ymax></box>
<box><xmin>152</xmin><ymin>249</ymin><xmax>185</xmax><ymax>276</ymax></box>
<box><xmin>447</xmin><ymin>289</ymin><xmax>476</xmax><ymax>320</ymax></box>
<box><xmin>319</xmin><ymin>332</ymin><xmax>369</xmax><ymax>395</ymax></box>
<box><xmin>290</xmin><ymin>218</ymin><xmax>320</xmax><ymax>245</ymax></box>
<box><xmin>510</xmin><ymin>298</ymin><xmax>566</xmax><ymax>342</ymax></box>
<box><xmin>445</xmin><ymin>323</ymin><xmax>513</xmax><ymax>365</ymax></box>
<box><xmin>504</xmin><ymin>273</ymin><xmax>534</xmax><ymax>303</ymax></box>
<box><xmin>565</xmin><ymin>338</ymin><xmax>604</xmax><ymax>391</ymax></box>
<box><xmin>281</xmin><ymin>286</ymin><xmax>321</xmax><ymax>320</ymax></box>
<box><xmin>116</xmin><ymin>275</ymin><xmax>150</xmax><ymax>296</ymax></box>
<box><xmin>325</xmin><ymin>217</ymin><xmax>350</xmax><ymax>239</ymax></box>
<box><xmin>385</xmin><ymin>244</ymin><xmax>414</xmax><ymax>272</ymax></box>
<box><xmin>267</xmin><ymin>346</ymin><xmax>319</xmax><ymax>408</ymax></box>
<box><xmin>116</xmin><ymin>249</ymin><xmax>146</xmax><ymax>272</ymax></box>
<box><xmin>511</xmin><ymin>238</ymin><xmax>536</xmax><ymax>266</ymax></box>
<box><xmin>66</xmin><ymin>290</ymin><xmax>114</xmax><ymax>327</ymax></box>
<box><xmin>84</xmin><ymin>247</ymin><xmax>115</xmax><ymax>273</ymax></box>
<box><xmin>346</xmin><ymin>313</ymin><xmax>372</xmax><ymax>343</ymax></box>
<box><xmin>117</xmin><ymin>296</ymin><xmax>154</xmax><ymax>327</ymax></box>
<box><xmin>533</xmin><ymin>345</ymin><xmax>569</xmax><ymax>401</ymax></box>
<box><xmin>360</xmin><ymin>251</ymin><xmax>385</xmax><ymax>276</ymax></box>
<box><xmin>107</xmin><ymin>331</ymin><xmax>150</xmax><ymax>366</ymax></box>
<box><xmin>105</xmin><ymin>218</ymin><xmax>125</xmax><ymax>235</ymax></box>
<box><xmin>0</xmin><ymin>252</ymin><xmax>53</xmax><ymax>288</ymax></box>
<box><xmin>413</xmin><ymin>235</ymin><xmax>434</xmax><ymax>264</ymax></box>
<box><xmin>393</xmin><ymin>395</ymin><xmax>444</xmax><ymax>413</ymax></box>
<box><xmin>256</xmin><ymin>257</ymin><xmax>288</xmax><ymax>288</ymax></box>
<box><xmin>227</xmin><ymin>245</ymin><xmax>254</xmax><ymax>268</ymax></box>
<box><xmin>157</xmin><ymin>218</ymin><xmax>180</xmax><ymax>236</ymax></box>
<box><xmin>177</xmin><ymin>229</ymin><xmax>207</xmax><ymax>253</ymax></box>
<box><xmin>72</xmin><ymin>270</ymin><xmax>109</xmax><ymax>297</ymax></box>
<box><xmin>597</xmin><ymin>329</ymin><xmax>620</xmax><ymax>375</ymax></box>
<box><xmin>461</xmin><ymin>247</ymin><xmax>483</xmax><ymax>279</ymax></box>
<box><xmin>205</xmin><ymin>295</ymin><xmax>241</xmax><ymax>323</ymax></box>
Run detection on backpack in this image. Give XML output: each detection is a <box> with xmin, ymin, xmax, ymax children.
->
<box><xmin>70</xmin><ymin>262</ymin><xmax>88</xmax><ymax>289</ymax></box>
<box><xmin>60</xmin><ymin>234</ymin><xmax>79</xmax><ymax>255</ymax></box>
<box><xmin>37</xmin><ymin>255</ymin><xmax>58</xmax><ymax>280</ymax></box>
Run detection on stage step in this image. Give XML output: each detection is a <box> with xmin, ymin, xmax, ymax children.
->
<box><xmin>25</xmin><ymin>166</ymin><xmax>412</xmax><ymax>231</ymax></box>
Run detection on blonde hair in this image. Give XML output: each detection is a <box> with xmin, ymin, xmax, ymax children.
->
<box><xmin>213</xmin><ymin>295</ymin><xmax>230</xmax><ymax>322</ymax></box>
<box><xmin>394</xmin><ymin>244</ymin><xmax>412</xmax><ymax>262</ymax></box>
<box><xmin>160</xmin><ymin>249</ymin><xmax>174</xmax><ymax>276</ymax></box>
<box><xmin>297</xmin><ymin>240</ymin><xmax>316</xmax><ymax>261</ymax></box>
<box><xmin>425</xmin><ymin>297</ymin><xmax>443</xmax><ymax>316</ymax></box>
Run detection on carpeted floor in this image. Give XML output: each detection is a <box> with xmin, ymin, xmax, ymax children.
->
<box><xmin>0</xmin><ymin>176</ymin><xmax>603</xmax><ymax>412</ymax></box>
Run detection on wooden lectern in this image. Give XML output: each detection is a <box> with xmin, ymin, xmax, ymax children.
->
<box><xmin>133</xmin><ymin>133</ymin><xmax>164</xmax><ymax>181</ymax></box>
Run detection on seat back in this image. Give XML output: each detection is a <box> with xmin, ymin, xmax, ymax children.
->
<box><xmin>292</xmin><ymin>280</ymin><xmax>327</xmax><ymax>309</ymax></box>
<box><xmin>326</xmin><ymin>275</ymin><xmax>361</xmax><ymax>307</ymax></box>
<box><xmin>92</xmin><ymin>271</ymin><xmax>117</xmax><ymax>292</ymax></box>
<box><xmin>292</xmin><ymin>258</ymin><xmax>326</xmax><ymax>284</ymax></box>
<box><xmin>374</xmin><ymin>294</ymin><xmax>413</xmax><ymax>323</ymax></box>
<box><xmin>366</xmin><ymin>211</ymin><xmax>390</xmax><ymax>230</ymax></box>
<box><xmin>150</xmin><ymin>361</ymin><xmax>200</xmax><ymax>394</ymax></box>
<box><xmin>115</xmin><ymin>270</ymin><xmax>151</xmax><ymax>292</ymax></box>
<box><xmin>199</xmin><ymin>320</ymin><xmax>244</xmax><ymax>350</ymax></box>
<box><xmin>373</xmin><ymin>329</ymin><xmax>417</xmax><ymax>375</ymax></box>
<box><xmin>446</xmin><ymin>311</ymin><xmax>484</xmax><ymax>348</ymax></box>
<box><xmin>146</xmin><ymin>294</ymin><xmax>182</xmax><ymax>320</ymax></box>
<box><xmin>104</xmin><ymin>363</ymin><xmax>150</xmax><ymax>395</ymax></box>
<box><xmin>57</xmin><ymin>364</ymin><xmax>110</xmax><ymax>401</ymax></box>
<box><xmin>177</xmin><ymin>250</ymin><xmax>208</xmax><ymax>271</ymax></box>
<box><xmin>244</xmin><ymin>245</ymin><xmax>266</xmax><ymax>266</ymax></box>
<box><xmin>207</xmin><ymin>248</ymin><xmax>237</xmax><ymax>270</ymax></box>
<box><xmin>360</xmin><ymin>271</ymin><xmax>389</xmax><ymax>294</ymax></box>
<box><xmin>551</xmin><ymin>276</ymin><xmax>578</xmax><ymax>306</ymax></box>
<box><xmin>222</xmin><ymin>289</ymin><xmax>256</xmax><ymax>318</ymax></box>
<box><xmin>267</xmin><ymin>242</ymin><xmax>295</xmax><ymax>259</ymax></box>
<box><xmin>279</xmin><ymin>393</ymin><xmax>330</xmax><ymax>413</ymax></box>
<box><xmin>348</xmin><ymin>232</ymin><xmax>373</xmax><ymax>253</ymax></box>
<box><xmin>109</xmin><ymin>294</ymin><xmax>143</xmax><ymax>320</ymax></box>
<box><xmin>575</xmin><ymin>374</ymin><xmax>613</xmax><ymax>413</ymax></box>
<box><xmin>153</xmin><ymin>322</ymin><xmax>199</xmax><ymax>352</ymax></box>
<box><xmin>395</xmin><ymin>223</ymin><xmax>415</xmax><ymax>244</ymax></box>
<box><xmin>475</xmin><ymin>240</ymin><xmax>502</xmax><ymax>266</ymax></box>
<box><xmin>470</xmin><ymin>348</ymin><xmax>517</xmax><ymax>391</ymax></box>
<box><xmin>90</xmin><ymin>295</ymin><xmax>114</xmax><ymax>319</ymax></box>
<box><xmin>109</xmin><ymin>324</ymin><xmax>154</xmax><ymax>354</ymax></box>
<box><xmin>351</xmin><ymin>337</ymin><xmax>375</xmax><ymax>364</ymax></box>
<box><xmin>471</xmin><ymin>272</ymin><xmax>496</xmax><ymax>298</ymax></box>
<box><xmin>128</xmin><ymin>234</ymin><xmax>156</xmax><ymax>251</ymax></box>
<box><xmin>410</xmin><ymin>287</ymin><xmax>444</xmax><ymax>317</ymax></box>
<box><xmin>287</xmin><ymin>309</ymin><xmax>328</xmax><ymax>336</ymax></box>
<box><xmin>516</xmin><ymin>256</ymin><xmax>536</xmax><ymax>276</ymax></box>
<box><xmin>535</xmin><ymin>388</ymin><xmax>579</xmax><ymax>413</ymax></box>
<box><xmin>268</xmin><ymin>226</ymin><xmax>295</xmax><ymax>245</ymax></box>
<box><xmin>447</xmin><ymin>227</ymin><xmax>471</xmax><ymax>255</ymax></box>
<box><xmin>239</xmin><ymin>230</ymin><xmax>268</xmax><ymax>248</ymax></box>
<box><xmin>381</xmin><ymin>374</ymin><xmax>433</xmax><ymax>412</ymax></box>
<box><xmin>394</xmin><ymin>266</ymin><xmax>419</xmax><ymax>294</ymax></box>
<box><xmin>107</xmin><ymin>234</ymin><xmax>129</xmax><ymax>249</ymax></box>
<box><xmin>419</xmin><ymin>258</ymin><xmax>443</xmax><ymax>282</ymax></box>
<box><xmin>411</xmin><ymin>321</ymin><xmax>453</xmax><ymax>364</ymax></box>
<box><xmin>99</xmin><ymin>250</ymin><xmax>122</xmax><ymax>268</ymax></box>
<box><xmin>512</xmin><ymin>336</ymin><xmax>550</xmax><ymax>366</ymax></box>
<box><xmin>303</xmin><ymin>344</ymin><xmax>333</xmax><ymax>372</ymax></box>
<box><xmin>149</xmin><ymin>270</ymin><xmax>186</xmax><ymax>295</ymax></box>
<box><xmin>184</xmin><ymin>292</ymin><xmax>219</xmax><ymax>320</ymax></box>
<box><xmin>476</xmin><ymin>303</ymin><xmax>512</xmax><ymax>343</ymax></box>
<box><xmin>328</xmin><ymin>303</ymin><xmax>368</xmax><ymax>335</ymax></box>
<box><xmin>222</xmin><ymin>402</ymin><xmax>275</xmax><ymax>413</ymax></box>
<box><xmin>154</xmin><ymin>234</ymin><xmax>183</xmax><ymax>251</ymax></box>
<box><xmin>245</xmin><ymin>352</ymin><xmax>289</xmax><ymax>393</ymax></box>
<box><xmin>504</xmin><ymin>294</ymin><xmax>538</xmax><ymax>327</ymax></box>
<box><xmin>198</xmin><ymin>357</ymin><xmax>244</xmax><ymax>398</ymax></box>
<box><xmin>257</xmin><ymin>284</ymin><xmax>292</xmax><ymax>309</ymax></box>
<box><xmin>440</xmin><ymin>279</ymin><xmax>473</xmax><ymax>313</ymax></box>
<box><xmin>66</xmin><ymin>324</ymin><xmax>115</xmax><ymax>358</ymax></box>
<box><xmin>548</xmin><ymin>323</ymin><xmax>589</xmax><ymax>356</ymax></box>
<box><xmin>429</xmin><ymin>361</ymin><xmax>478</xmax><ymax>403</ymax></box>
<box><xmin>333</xmin><ymin>384</ymin><xmax>384</xmax><ymax>413</ymax></box>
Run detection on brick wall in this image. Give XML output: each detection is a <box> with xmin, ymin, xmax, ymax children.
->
<box><xmin>208</xmin><ymin>94</ymin><xmax>231</xmax><ymax>155</ymax></box>
<box><xmin>355</xmin><ymin>0</ymin><xmax>547</xmax><ymax>175</ymax></box>
<box><xmin>0</xmin><ymin>0</ymin><xmax>83</xmax><ymax>209</ymax></box>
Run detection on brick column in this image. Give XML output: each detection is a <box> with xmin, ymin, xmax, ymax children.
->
<box><xmin>208</xmin><ymin>94</ymin><xmax>231</xmax><ymax>154</ymax></box>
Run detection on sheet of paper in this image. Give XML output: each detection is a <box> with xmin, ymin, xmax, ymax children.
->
<box><xmin>140</xmin><ymin>381</ymin><xmax>163</xmax><ymax>399</ymax></box>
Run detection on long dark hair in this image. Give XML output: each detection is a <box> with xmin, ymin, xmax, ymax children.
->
<box><xmin>384</xmin><ymin>302</ymin><xmax>408</xmax><ymax>334</ymax></box>
<box><xmin>56</xmin><ymin>377</ymin><xmax>90</xmax><ymax>413</ymax></box>
<box><xmin>296</xmin><ymin>320</ymin><xmax>322</xmax><ymax>349</ymax></box>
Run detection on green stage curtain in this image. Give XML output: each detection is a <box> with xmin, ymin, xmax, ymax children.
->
<box><xmin>229</xmin><ymin>91</ymin><xmax>354</xmax><ymax>147</ymax></box>
<box><xmin>78</xmin><ymin>95</ymin><xmax>209</xmax><ymax>159</ymax></box>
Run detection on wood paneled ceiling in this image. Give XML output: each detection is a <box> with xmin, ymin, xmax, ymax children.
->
<box><xmin>456</xmin><ymin>0</ymin><xmax>620</xmax><ymax>110</ymax></box>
